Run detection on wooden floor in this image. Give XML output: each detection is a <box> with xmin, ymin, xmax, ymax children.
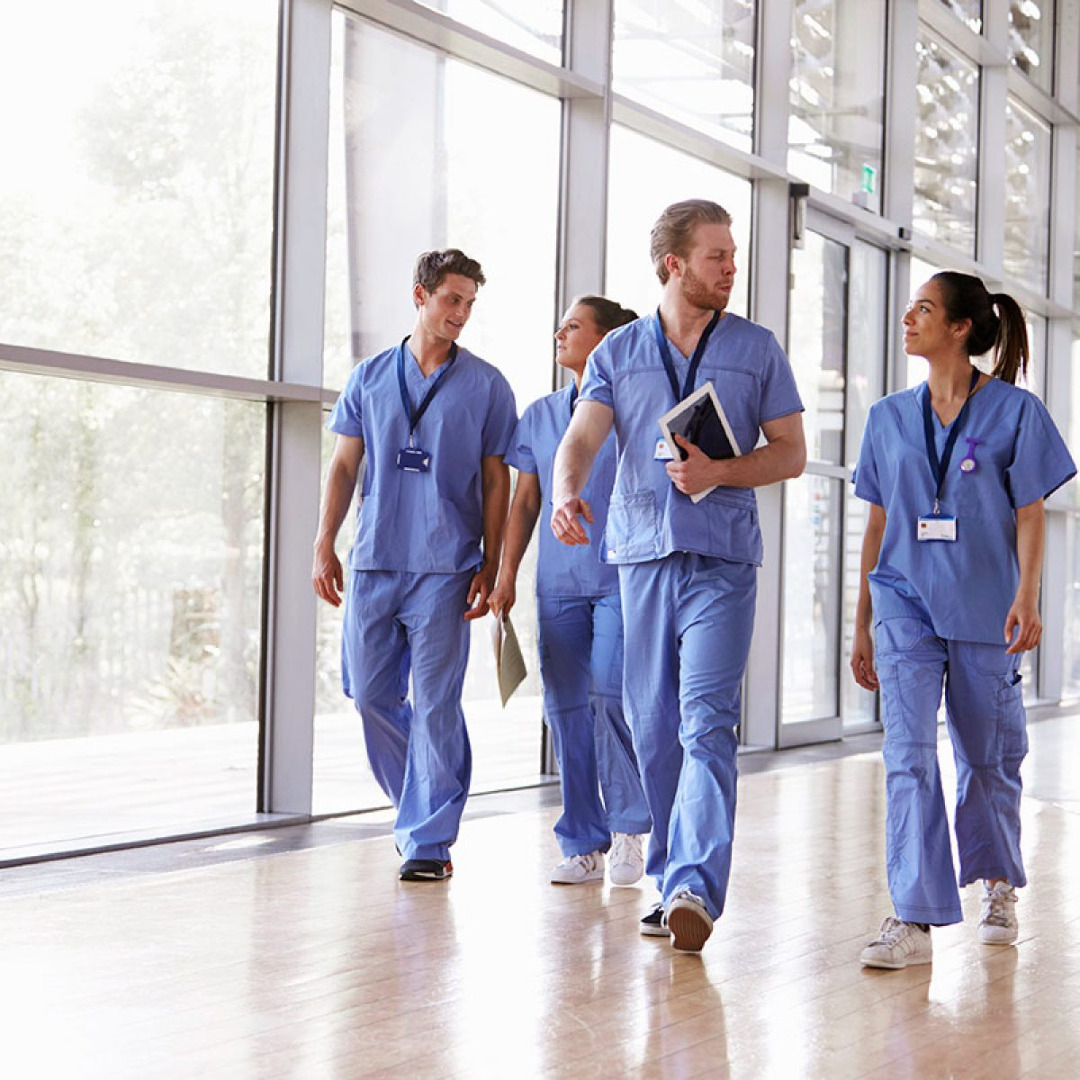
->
<box><xmin>2</xmin><ymin>717</ymin><xmax>1079</xmax><ymax>1079</ymax></box>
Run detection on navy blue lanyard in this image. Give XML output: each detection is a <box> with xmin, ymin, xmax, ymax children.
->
<box><xmin>568</xmin><ymin>382</ymin><xmax>578</xmax><ymax>421</ymax></box>
<box><xmin>397</xmin><ymin>338</ymin><xmax>457</xmax><ymax>436</ymax></box>
<box><xmin>651</xmin><ymin>309</ymin><xmax>721</xmax><ymax>403</ymax></box>
<box><xmin>921</xmin><ymin>367</ymin><xmax>979</xmax><ymax>510</ymax></box>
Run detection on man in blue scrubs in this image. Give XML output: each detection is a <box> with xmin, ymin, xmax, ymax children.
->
<box><xmin>313</xmin><ymin>249</ymin><xmax>517</xmax><ymax>882</ymax></box>
<box><xmin>552</xmin><ymin>200</ymin><xmax>806</xmax><ymax>950</ymax></box>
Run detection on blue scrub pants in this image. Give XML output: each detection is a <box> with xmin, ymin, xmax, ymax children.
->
<box><xmin>536</xmin><ymin>591</ymin><xmax>651</xmax><ymax>857</ymax></box>
<box><xmin>875</xmin><ymin>615</ymin><xmax>1028</xmax><ymax>926</ymax></box>
<box><xmin>619</xmin><ymin>553</ymin><xmax>757</xmax><ymax>920</ymax></box>
<box><xmin>341</xmin><ymin>569</ymin><xmax>473</xmax><ymax>862</ymax></box>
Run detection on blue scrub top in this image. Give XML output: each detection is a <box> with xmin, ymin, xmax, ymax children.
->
<box><xmin>854</xmin><ymin>377</ymin><xmax>1075</xmax><ymax>643</ymax></box>
<box><xmin>328</xmin><ymin>343</ymin><xmax>518</xmax><ymax>574</ymax></box>
<box><xmin>579</xmin><ymin>312</ymin><xmax>804</xmax><ymax>566</ymax></box>
<box><xmin>505</xmin><ymin>384</ymin><xmax>619</xmax><ymax>597</ymax></box>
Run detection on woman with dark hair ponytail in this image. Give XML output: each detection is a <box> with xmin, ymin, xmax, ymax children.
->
<box><xmin>849</xmin><ymin>271</ymin><xmax>1075</xmax><ymax>970</ymax></box>
<box><xmin>489</xmin><ymin>296</ymin><xmax>652</xmax><ymax>886</ymax></box>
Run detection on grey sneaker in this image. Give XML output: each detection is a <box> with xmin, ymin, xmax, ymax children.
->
<box><xmin>666</xmin><ymin>889</ymin><xmax>713</xmax><ymax>952</ymax></box>
<box><xmin>550</xmin><ymin>850</ymin><xmax>604</xmax><ymax>884</ymax></box>
<box><xmin>860</xmin><ymin>916</ymin><xmax>932</xmax><ymax>969</ymax></box>
<box><xmin>608</xmin><ymin>833</ymin><xmax>645</xmax><ymax>886</ymax></box>
<box><xmin>979</xmin><ymin>881</ymin><xmax>1018</xmax><ymax>945</ymax></box>
<box><xmin>640</xmin><ymin>902</ymin><xmax>667</xmax><ymax>937</ymax></box>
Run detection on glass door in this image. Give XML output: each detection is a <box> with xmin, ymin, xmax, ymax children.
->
<box><xmin>779</xmin><ymin>217</ymin><xmax>885</xmax><ymax>747</ymax></box>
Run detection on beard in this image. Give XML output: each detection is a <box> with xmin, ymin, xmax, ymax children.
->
<box><xmin>681</xmin><ymin>265</ymin><xmax>731</xmax><ymax>313</ymax></box>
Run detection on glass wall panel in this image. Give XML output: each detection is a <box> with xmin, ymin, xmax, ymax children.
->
<box><xmin>842</xmin><ymin>241</ymin><xmax>887</xmax><ymax>729</ymax></box>
<box><xmin>413</xmin><ymin>0</ymin><xmax>563</xmax><ymax>65</ymax></box>
<box><xmin>938</xmin><ymin>0</ymin><xmax>983</xmax><ymax>33</ymax></box>
<box><xmin>789</xmin><ymin>233</ymin><xmax>847</xmax><ymax>465</ymax></box>
<box><xmin>913</xmin><ymin>35</ymin><xmax>979</xmax><ymax>257</ymax></box>
<box><xmin>1065</xmin><ymin>512</ymin><xmax>1080</xmax><ymax>700</ymax></box>
<box><xmin>788</xmin><ymin>0</ymin><xmax>886</xmax><ymax>212</ymax></box>
<box><xmin>323</xmin><ymin>12</ymin><xmax>559</xmax><ymax>411</ymax></box>
<box><xmin>0</xmin><ymin>1</ymin><xmax>277</xmax><ymax>378</ymax></box>
<box><xmin>606</xmin><ymin>126</ymin><xmax>752</xmax><ymax>319</ymax></box>
<box><xmin>612</xmin><ymin>1</ymin><xmax>756</xmax><ymax>153</ymax></box>
<box><xmin>783</xmin><ymin>474</ymin><xmax>843</xmax><ymax>724</ymax></box>
<box><xmin>316</xmin><ymin>11</ymin><xmax>556</xmax><ymax>814</ymax></box>
<box><xmin>0</xmin><ymin>372</ymin><xmax>265</xmax><ymax>849</ymax></box>
<box><xmin>1003</xmin><ymin>98</ymin><xmax>1051</xmax><ymax>295</ymax></box>
<box><xmin>1008</xmin><ymin>0</ymin><xmax>1054</xmax><ymax>92</ymax></box>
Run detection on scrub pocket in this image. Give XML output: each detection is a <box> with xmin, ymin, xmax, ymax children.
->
<box><xmin>604</xmin><ymin>492</ymin><xmax>659</xmax><ymax>562</ymax></box>
<box><xmin>968</xmin><ymin>644</ymin><xmax>1027</xmax><ymax>759</ymax></box>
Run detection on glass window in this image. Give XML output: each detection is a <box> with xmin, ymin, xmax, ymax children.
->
<box><xmin>789</xmin><ymin>233</ymin><xmax>848</xmax><ymax>466</ymax></box>
<box><xmin>317</xmin><ymin>10</ymin><xmax>558</xmax><ymax>813</ymax></box>
<box><xmin>842</xmin><ymin>242</ymin><xmax>887</xmax><ymax>730</ymax></box>
<box><xmin>0</xmin><ymin>372</ymin><xmax>265</xmax><ymax>849</ymax></box>
<box><xmin>1065</xmin><ymin>511</ymin><xmax>1080</xmax><ymax>700</ymax></box>
<box><xmin>612</xmin><ymin>1</ymin><xmax>756</xmax><ymax>153</ymax></box>
<box><xmin>913</xmin><ymin>35</ymin><xmax>980</xmax><ymax>257</ymax></box>
<box><xmin>412</xmin><ymin>0</ymin><xmax>563</xmax><ymax>66</ymax></box>
<box><xmin>937</xmin><ymin>0</ymin><xmax>983</xmax><ymax>33</ymax></box>
<box><xmin>788</xmin><ymin>0</ymin><xmax>886</xmax><ymax>213</ymax></box>
<box><xmin>783</xmin><ymin>474</ymin><xmax>844</xmax><ymax>725</ymax></box>
<box><xmin>0</xmin><ymin>1</ymin><xmax>278</xmax><ymax>379</ymax></box>
<box><xmin>606</xmin><ymin>126</ymin><xmax>752</xmax><ymax>319</ymax></box>
<box><xmin>1076</xmin><ymin>150</ymin><xmax>1080</xmax><ymax>312</ymax></box>
<box><xmin>1009</xmin><ymin>0</ymin><xmax>1054</xmax><ymax>92</ymax></box>
<box><xmin>323</xmin><ymin>11</ymin><xmax>560</xmax><ymax>412</ymax></box>
<box><xmin>1003</xmin><ymin>98</ymin><xmax>1051</xmax><ymax>295</ymax></box>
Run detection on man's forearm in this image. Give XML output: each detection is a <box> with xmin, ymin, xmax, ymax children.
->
<box><xmin>314</xmin><ymin>463</ymin><xmax>358</xmax><ymax>550</ymax></box>
<box><xmin>480</xmin><ymin>462</ymin><xmax>511</xmax><ymax>568</ymax></box>
<box><xmin>702</xmin><ymin>434</ymin><xmax>805</xmax><ymax>490</ymax></box>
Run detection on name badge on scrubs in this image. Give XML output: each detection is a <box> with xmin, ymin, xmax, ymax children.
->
<box><xmin>654</xmin><ymin>436</ymin><xmax>674</xmax><ymax>461</ymax></box>
<box><xmin>917</xmin><ymin>514</ymin><xmax>957</xmax><ymax>542</ymax></box>
<box><xmin>396</xmin><ymin>446</ymin><xmax>431</xmax><ymax>473</ymax></box>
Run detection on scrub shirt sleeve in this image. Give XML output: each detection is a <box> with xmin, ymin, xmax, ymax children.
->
<box><xmin>1005</xmin><ymin>393</ymin><xmax>1077</xmax><ymax>507</ymax></box>
<box><xmin>759</xmin><ymin>332</ymin><xmax>804</xmax><ymax>423</ymax></box>
<box><xmin>327</xmin><ymin>364</ymin><xmax>364</xmax><ymax>437</ymax></box>
<box><xmin>481</xmin><ymin>371</ymin><xmax>518</xmax><ymax>458</ymax></box>
<box><xmin>504</xmin><ymin>407</ymin><xmax>538</xmax><ymax>474</ymax></box>
<box><xmin>579</xmin><ymin>338</ymin><xmax>615</xmax><ymax>409</ymax></box>
<box><xmin>852</xmin><ymin>408</ymin><xmax>884</xmax><ymax>505</ymax></box>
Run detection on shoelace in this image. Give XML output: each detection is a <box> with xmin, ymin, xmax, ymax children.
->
<box><xmin>567</xmin><ymin>852</ymin><xmax>598</xmax><ymax>870</ymax></box>
<box><xmin>982</xmin><ymin>887</ymin><xmax>1016</xmax><ymax>927</ymax></box>
<box><xmin>872</xmin><ymin>917</ymin><xmax>914</xmax><ymax>946</ymax></box>
<box><xmin>610</xmin><ymin>835</ymin><xmax>637</xmax><ymax>862</ymax></box>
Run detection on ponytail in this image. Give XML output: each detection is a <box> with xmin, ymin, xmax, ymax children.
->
<box><xmin>987</xmin><ymin>292</ymin><xmax>1028</xmax><ymax>385</ymax></box>
<box><xmin>930</xmin><ymin>272</ymin><xmax>1029</xmax><ymax>385</ymax></box>
<box><xmin>574</xmin><ymin>295</ymin><xmax>639</xmax><ymax>334</ymax></box>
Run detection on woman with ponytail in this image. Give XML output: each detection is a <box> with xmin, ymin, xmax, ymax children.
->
<box><xmin>850</xmin><ymin>271</ymin><xmax>1075</xmax><ymax>970</ymax></box>
<box><xmin>489</xmin><ymin>297</ymin><xmax>651</xmax><ymax>886</ymax></box>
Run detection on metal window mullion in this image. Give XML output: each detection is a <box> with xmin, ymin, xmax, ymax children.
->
<box><xmin>260</xmin><ymin>0</ymin><xmax>334</xmax><ymax>816</ymax></box>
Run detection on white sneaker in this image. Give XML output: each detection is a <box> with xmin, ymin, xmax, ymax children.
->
<box><xmin>608</xmin><ymin>833</ymin><xmax>645</xmax><ymax>886</ymax></box>
<box><xmin>550</xmin><ymin>851</ymin><xmax>604</xmax><ymax>884</ymax></box>
<box><xmin>979</xmin><ymin>881</ymin><xmax>1019</xmax><ymax>945</ymax></box>
<box><xmin>860</xmin><ymin>916</ymin><xmax>933</xmax><ymax>969</ymax></box>
<box><xmin>666</xmin><ymin>888</ymin><xmax>713</xmax><ymax>952</ymax></box>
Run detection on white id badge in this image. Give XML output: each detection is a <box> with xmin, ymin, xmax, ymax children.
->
<box><xmin>917</xmin><ymin>515</ymin><xmax>957</xmax><ymax>542</ymax></box>
<box><xmin>654</xmin><ymin>436</ymin><xmax>675</xmax><ymax>461</ymax></box>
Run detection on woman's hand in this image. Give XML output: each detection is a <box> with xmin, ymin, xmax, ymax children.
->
<box><xmin>1004</xmin><ymin>591</ymin><xmax>1041</xmax><ymax>654</ymax></box>
<box><xmin>851</xmin><ymin>625</ymin><xmax>879</xmax><ymax>691</ymax></box>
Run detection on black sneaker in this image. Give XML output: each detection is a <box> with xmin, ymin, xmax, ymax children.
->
<box><xmin>399</xmin><ymin>858</ymin><xmax>453</xmax><ymax>881</ymax></box>
<box><xmin>640</xmin><ymin>902</ymin><xmax>668</xmax><ymax>937</ymax></box>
